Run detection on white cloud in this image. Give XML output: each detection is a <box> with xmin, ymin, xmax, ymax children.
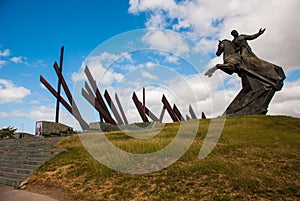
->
<box><xmin>0</xmin><ymin>49</ymin><xmax>10</xmax><ymax>57</ymax></box>
<box><xmin>33</xmin><ymin>59</ymin><xmax>47</xmax><ymax>67</ymax></box>
<box><xmin>10</xmin><ymin>56</ymin><xmax>28</xmax><ymax>65</ymax></box>
<box><xmin>194</xmin><ymin>38</ymin><xmax>218</xmax><ymax>53</ymax></box>
<box><xmin>164</xmin><ymin>55</ymin><xmax>179</xmax><ymax>64</ymax></box>
<box><xmin>145</xmin><ymin>62</ymin><xmax>155</xmax><ymax>69</ymax></box>
<box><xmin>0</xmin><ymin>79</ymin><xmax>31</xmax><ymax>104</ymax></box>
<box><xmin>30</xmin><ymin>100</ymin><xmax>40</xmax><ymax>104</ymax></box>
<box><xmin>0</xmin><ymin>60</ymin><xmax>8</xmax><ymax>67</ymax></box>
<box><xmin>0</xmin><ymin>48</ymin><xmax>32</xmax><ymax>67</ymax></box>
<box><xmin>72</xmin><ymin>52</ymin><xmax>124</xmax><ymax>86</ymax></box>
<box><xmin>140</xmin><ymin>70</ymin><xmax>158</xmax><ymax>80</ymax></box>
<box><xmin>142</xmin><ymin>30</ymin><xmax>190</xmax><ymax>54</ymax></box>
<box><xmin>129</xmin><ymin>0</ymin><xmax>176</xmax><ymax>15</ymax></box>
<box><xmin>269</xmin><ymin>78</ymin><xmax>300</xmax><ymax>118</ymax></box>
<box><xmin>26</xmin><ymin>105</ymin><xmax>55</xmax><ymax>120</ymax></box>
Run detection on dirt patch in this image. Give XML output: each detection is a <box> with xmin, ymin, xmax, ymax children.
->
<box><xmin>25</xmin><ymin>183</ymin><xmax>74</xmax><ymax>201</ymax></box>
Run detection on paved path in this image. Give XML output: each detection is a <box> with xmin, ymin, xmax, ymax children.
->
<box><xmin>0</xmin><ymin>185</ymin><xmax>57</xmax><ymax>201</ymax></box>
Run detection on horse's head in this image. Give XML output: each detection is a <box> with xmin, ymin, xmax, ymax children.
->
<box><xmin>216</xmin><ymin>39</ymin><xmax>234</xmax><ymax>56</ymax></box>
<box><xmin>216</xmin><ymin>40</ymin><xmax>224</xmax><ymax>56</ymax></box>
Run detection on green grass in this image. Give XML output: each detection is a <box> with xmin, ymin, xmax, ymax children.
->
<box><xmin>29</xmin><ymin>115</ymin><xmax>300</xmax><ymax>201</ymax></box>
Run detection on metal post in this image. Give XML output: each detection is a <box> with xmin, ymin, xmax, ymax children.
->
<box><xmin>161</xmin><ymin>95</ymin><xmax>179</xmax><ymax>122</ymax></box>
<box><xmin>173</xmin><ymin>104</ymin><xmax>185</xmax><ymax>121</ymax></box>
<box><xmin>159</xmin><ymin>107</ymin><xmax>166</xmax><ymax>123</ymax></box>
<box><xmin>132</xmin><ymin>92</ymin><xmax>149</xmax><ymax>122</ymax></box>
<box><xmin>104</xmin><ymin>90</ymin><xmax>124</xmax><ymax>125</ymax></box>
<box><xmin>55</xmin><ymin>46</ymin><xmax>64</xmax><ymax>123</ymax></box>
<box><xmin>189</xmin><ymin>105</ymin><xmax>197</xmax><ymax>119</ymax></box>
<box><xmin>201</xmin><ymin>112</ymin><xmax>206</xmax><ymax>119</ymax></box>
<box><xmin>115</xmin><ymin>93</ymin><xmax>128</xmax><ymax>124</ymax></box>
<box><xmin>143</xmin><ymin>87</ymin><xmax>145</xmax><ymax>115</ymax></box>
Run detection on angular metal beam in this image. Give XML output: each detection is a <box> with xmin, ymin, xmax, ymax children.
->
<box><xmin>161</xmin><ymin>95</ymin><xmax>179</xmax><ymax>122</ymax></box>
<box><xmin>173</xmin><ymin>104</ymin><xmax>185</xmax><ymax>121</ymax></box>
<box><xmin>104</xmin><ymin>90</ymin><xmax>124</xmax><ymax>125</ymax></box>
<box><xmin>132</xmin><ymin>92</ymin><xmax>149</xmax><ymax>122</ymax></box>
<box><xmin>159</xmin><ymin>107</ymin><xmax>166</xmax><ymax>123</ymax></box>
<box><xmin>201</xmin><ymin>112</ymin><xmax>206</xmax><ymax>119</ymax></box>
<box><xmin>146</xmin><ymin>108</ymin><xmax>160</xmax><ymax>122</ymax></box>
<box><xmin>115</xmin><ymin>93</ymin><xmax>128</xmax><ymax>125</ymax></box>
<box><xmin>84</xmin><ymin>81</ymin><xmax>94</xmax><ymax>97</ymax></box>
<box><xmin>55</xmin><ymin>46</ymin><xmax>64</xmax><ymax>123</ymax></box>
<box><xmin>143</xmin><ymin>87</ymin><xmax>145</xmax><ymax>115</ymax></box>
<box><xmin>189</xmin><ymin>105</ymin><xmax>197</xmax><ymax>119</ymax></box>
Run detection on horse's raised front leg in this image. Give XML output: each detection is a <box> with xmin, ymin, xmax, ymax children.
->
<box><xmin>204</xmin><ymin>66</ymin><xmax>218</xmax><ymax>77</ymax></box>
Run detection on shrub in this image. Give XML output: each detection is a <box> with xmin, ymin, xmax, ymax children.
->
<box><xmin>0</xmin><ymin>126</ymin><xmax>17</xmax><ymax>140</ymax></box>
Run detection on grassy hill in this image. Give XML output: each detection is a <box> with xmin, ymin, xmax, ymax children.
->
<box><xmin>27</xmin><ymin>115</ymin><xmax>300</xmax><ymax>201</ymax></box>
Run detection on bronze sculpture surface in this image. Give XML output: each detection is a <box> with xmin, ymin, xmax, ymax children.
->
<box><xmin>205</xmin><ymin>28</ymin><xmax>285</xmax><ymax>116</ymax></box>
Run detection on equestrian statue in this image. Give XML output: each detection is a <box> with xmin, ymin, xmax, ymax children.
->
<box><xmin>205</xmin><ymin>28</ymin><xmax>285</xmax><ymax>117</ymax></box>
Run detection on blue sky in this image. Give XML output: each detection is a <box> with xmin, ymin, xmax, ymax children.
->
<box><xmin>1</xmin><ymin>0</ymin><xmax>300</xmax><ymax>133</ymax></box>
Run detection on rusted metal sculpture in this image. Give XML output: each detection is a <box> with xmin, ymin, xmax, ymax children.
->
<box><xmin>41</xmin><ymin>46</ymin><xmax>205</xmax><ymax>131</ymax></box>
<box><xmin>40</xmin><ymin>46</ymin><xmax>88</xmax><ymax>129</ymax></box>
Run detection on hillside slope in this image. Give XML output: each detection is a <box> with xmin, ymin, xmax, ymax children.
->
<box><xmin>27</xmin><ymin>115</ymin><xmax>300</xmax><ymax>201</ymax></box>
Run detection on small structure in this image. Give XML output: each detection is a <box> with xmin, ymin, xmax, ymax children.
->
<box><xmin>14</xmin><ymin>132</ymin><xmax>36</xmax><ymax>139</ymax></box>
<box><xmin>35</xmin><ymin>121</ymin><xmax>73</xmax><ymax>136</ymax></box>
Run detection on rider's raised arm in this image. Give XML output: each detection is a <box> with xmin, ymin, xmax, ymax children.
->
<box><xmin>244</xmin><ymin>28</ymin><xmax>266</xmax><ymax>41</ymax></box>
